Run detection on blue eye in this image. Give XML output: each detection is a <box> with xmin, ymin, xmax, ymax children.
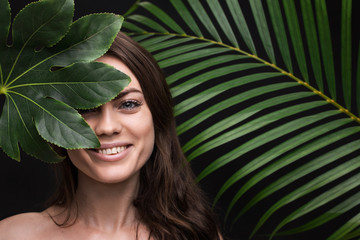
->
<box><xmin>120</xmin><ymin>100</ymin><xmax>141</xmax><ymax>110</ymax></box>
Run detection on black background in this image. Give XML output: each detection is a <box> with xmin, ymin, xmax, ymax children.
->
<box><xmin>1</xmin><ymin>1</ymin><xmax>359</xmax><ymax>240</ymax></box>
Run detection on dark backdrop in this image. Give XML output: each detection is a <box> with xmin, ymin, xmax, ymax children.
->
<box><xmin>1</xmin><ymin>1</ymin><xmax>358</xmax><ymax>240</ymax></box>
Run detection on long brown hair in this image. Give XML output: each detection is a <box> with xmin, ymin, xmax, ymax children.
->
<box><xmin>48</xmin><ymin>32</ymin><xmax>221</xmax><ymax>240</ymax></box>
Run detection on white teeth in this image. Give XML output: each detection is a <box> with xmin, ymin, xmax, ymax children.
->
<box><xmin>97</xmin><ymin>146</ymin><xmax>127</xmax><ymax>155</ymax></box>
<box><xmin>112</xmin><ymin>147</ymin><xmax>117</xmax><ymax>154</ymax></box>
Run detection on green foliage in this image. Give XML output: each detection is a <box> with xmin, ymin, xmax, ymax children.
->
<box><xmin>123</xmin><ymin>0</ymin><xmax>360</xmax><ymax>238</ymax></box>
<box><xmin>0</xmin><ymin>0</ymin><xmax>129</xmax><ymax>162</ymax></box>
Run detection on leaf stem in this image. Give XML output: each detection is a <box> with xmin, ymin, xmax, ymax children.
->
<box><xmin>126</xmin><ymin>31</ymin><xmax>360</xmax><ymax>124</ymax></box>
<box><xmin>0</xmin><ymin>86</ymin><xmax>6</xmax><ymax>95</ymax></box>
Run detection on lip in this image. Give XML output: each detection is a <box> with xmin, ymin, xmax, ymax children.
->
<box><xmin>98</xmin><ymin>142</ymin><xmax>130</xmax><ymax>149</ymax></box>
<box><xmin>87</xmin><ymin>143</ymin><xmax>133</xmax><ymax>162</ymax></box>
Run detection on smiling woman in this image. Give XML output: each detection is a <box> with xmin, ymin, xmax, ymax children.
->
<box><xmin>0</xmin><ymin>32</ymin><xmax>222</xmax><ymax>240</ymax></box>
<box><xmin>68</xmin><ymin>54</ymin><xmax>155</xmax><ymax>185</ymax></box>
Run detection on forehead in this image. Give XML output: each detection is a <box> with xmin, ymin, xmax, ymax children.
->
<box><xmin>96</xmin><ymin>55</ymin><xmax>141</xmax><ymax>91</ymax></box>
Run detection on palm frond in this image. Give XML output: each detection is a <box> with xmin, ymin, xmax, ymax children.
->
<box><xmin>123</xmin><ymin>0</ymin><xmax>360</xmax><ymax>238</ymax></box>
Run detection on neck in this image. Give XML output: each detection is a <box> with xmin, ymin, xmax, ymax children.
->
<box><xmin>74</xmin><ymin>171</ymin><xmax>140</xmax><ymax>233</ymax></box>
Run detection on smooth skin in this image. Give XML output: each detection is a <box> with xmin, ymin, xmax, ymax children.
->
<box><xmin>0</xmin><ymin>55</ymin><xmax>155</xmax><ymax>240</ymax></box>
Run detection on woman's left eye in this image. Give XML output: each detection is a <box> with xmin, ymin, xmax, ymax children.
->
<box><xmin>119</xmin><ymin>100</ymin><xmax>142</xmax><ymax>110</ymax></box>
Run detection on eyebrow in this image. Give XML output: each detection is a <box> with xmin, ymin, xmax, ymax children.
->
<box><xmin>114</xmin><ymin>88</ymin><xmax>143</xmax><ymax>100</ymax></box>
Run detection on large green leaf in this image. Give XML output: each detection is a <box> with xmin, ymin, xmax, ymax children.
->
<box><xmin>120</xmin><ymin>0</ymin><xmax>360</xmax><ymax>238</ymax></box>
<box><xmin>0</xmin><ymin>0</ymin><xmax>128</xmax><ymax>162</ymax></box>
<box><xmin>0</xmin><ymin>0</ymin><xmax>10</xmax><ymax>45</ymax></box>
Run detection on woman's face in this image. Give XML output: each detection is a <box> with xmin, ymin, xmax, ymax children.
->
<box><xmin>67</xmin><ymin>55</ymin><xmax>155</xmax><ymax>184</ymax></box>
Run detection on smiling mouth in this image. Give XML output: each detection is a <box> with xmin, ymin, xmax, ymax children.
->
<box><xmin>92</xmin><ymin>146</ymin><xmax>130</xmax><ymax>155</ymax></box>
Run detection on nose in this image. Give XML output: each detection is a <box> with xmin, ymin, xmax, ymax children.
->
<box><xmin>92</xmin><ymin>103</ymin><xmax>122</xmax><ymax>136</ymax></box>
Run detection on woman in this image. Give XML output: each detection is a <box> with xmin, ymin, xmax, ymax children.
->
<box><xmin>0</xmin><ymin>33</ymin><xmax>222</xmax><ymax>239</ymax></box>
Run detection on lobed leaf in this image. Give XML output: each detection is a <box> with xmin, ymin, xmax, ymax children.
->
<box><xmin>50</xmin><ymin>13</ymin><xmax>124</xmax><ymax>66</ymax></box>
<box><xmin>12</xmin><ymin>0</ymin><xmax>73</xmax><ymax>48</ymax></box>
<box><xmin>0</xmin><ymin>0</ymin><xmax>126</xmax><ymax>162</ymax></box>
<box><xmin>0</xmin><ymin>0</ymin><xmax>10</xmax><ymax>45</ymax></box>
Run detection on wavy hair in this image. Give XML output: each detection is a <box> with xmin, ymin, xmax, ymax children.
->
<box><xmin>48</xmin><ymin>32</ymin><xmax>221</xmax><ymax>240</ymax></box>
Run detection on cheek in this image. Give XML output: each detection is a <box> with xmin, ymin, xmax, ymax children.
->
<box><xmin>132</xmin><ymin>114</ymin><xmax>155</xmax><ymax>157</ymax></box>
<box><xmin>67</xmin><ymin>149</ymin><xmax>88</xmax><ymax>170</ymax></box>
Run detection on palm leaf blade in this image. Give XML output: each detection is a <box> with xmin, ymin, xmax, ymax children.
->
<box><xmin>167</xmin><ymin>55</ymin><xmax>247</xmax><ymax>85</ymax></box>
<box><xmin>159</xmin><ymin>47</ymin><xmax>230</xmax><ymax>68</ymax></box>
<box><xmin>278</xmin><ymin>191</ymin><xmax>360</xmax><ymax>235</ymax></box>
<box><xmin>357</xmin><ymin>45</ymin><xmax>360</xmax><ymax>115</ymax></box>
<box><xmin>153</xmin><ymin>42</ymin><xmax>212</xmax><ymax>61</ymax></box>
<box><xmin>139</xmin><ymin>35</ymin><xmax>175</xmax><ymax>49</ymax></box>
<box><xmin>229</xmin><ymin>127</ymin><xmax>359</xmax><ymax>224</ymax></box>
<box><xmin>300</xmin><ymin>0</ymin><xmax>323</xmax><ymax>91</ymax></box>
<box><xmin>213</xmin><ymin>118</ymin><xmax>352</xmax><ymax>206</ymax></box>
<box><xmin>266</xmin><ymin>0</ymin><xmax>293</xmax><ymax>73</ymax></box>
<box><xmin>171</xmin><ymin>63</ymin><xmax>264</xmax><ymax>98</ymax></box>
<box><xmin>127</xmin><ymin>14</ymin><xmax>168</xmax><ymax>33</ymax></box>
<box><xmin>170</xmin><ymin>0</ymin><xmax>203</xmax><ymax>36</ymax></box>
<box><xmin>341</xmin><ymin>0</ymin><xmax>353</xmax><ymax>109</ymax></box>
<box><xmin>138</xmin><ymin>1</ymin><xmax>185</xmax><ymax>34</ymax></box>
<box><xmin>272</xmin><ymin>153</ymin><xmax>360</xmax><ymax>236</ymax></box>
<box><xmin>207</xmin><ymin>0</ymin><xmax>238</xmax><ymax>47</ymax></box>
<box><xmin>188</xmin><ymin>101</ymin><xmax>327</xmax><ymax>160</ymax></box>
<box><xmin>328</xmin><ymin>210</ymin><xmax>360</xmax><ymax>240</ymax></box>
<box><xmin>177</xmin><ymin>90</ymin><xmax>313</xmax><ymax>136</ymax></box>
<box><xmin>187</xmin><ymin>0</ymin><xmax>221</xmax><ymax>41</ymax></box>
<box><xmin>282</xmin><ymin>0</ymin><xmax>309</xmax><ymax>82</ymax></box>
<box><xmin>251</xmin><ymin>160</ymin><xmax>360</xmax><ymax>239</ymax></box>
<box><xmin>249</xmin><ymin>0</ymin><xmax>275</xmax><ymax>63</ymax></box>
<box><xmin>315</xmin><ymin>0</ymin><xmax>336</xmax><ymax>100</ymax></box>
<box><xmin>174</xmin><ymin>74</ymin><xmax>291</xmax><ymax>116</ymax></box>
<box><xmin>226</xmin><ymin>0</ymin><xmax>256</xmax><ymax>54</ymax></box>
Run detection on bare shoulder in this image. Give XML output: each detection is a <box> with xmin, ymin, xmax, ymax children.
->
<box><xmin>0</xmin><ymin>211</ymin><xmax>52</xmax><ymax>240</ymax></box>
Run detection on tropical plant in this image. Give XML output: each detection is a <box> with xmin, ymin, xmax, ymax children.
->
<box><xmin>122</xmin><ymin>0</ymin><xmax>360</xmax><ymax>239</ymax></box>
<box><xmin>0</xmin><ymin>0</ymin><xmax>129</xmax><ymax>162</ymax></box>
